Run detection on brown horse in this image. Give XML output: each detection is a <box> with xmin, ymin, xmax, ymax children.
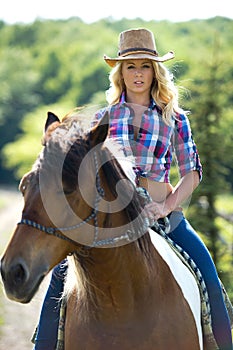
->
<box><xmin>1</xmin><ymin>111</ymin><xmax>203</xmax><ymax>349</ymax></box>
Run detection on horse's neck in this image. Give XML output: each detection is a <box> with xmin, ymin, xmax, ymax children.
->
<box><xmin>72</xmin><ymin>236</ymin><xmax>161</xmax><ymax>320</ymax></box>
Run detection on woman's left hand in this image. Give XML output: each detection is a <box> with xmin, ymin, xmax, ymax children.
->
<box><xmin>144</xmin><ymin>201</ymin><xmax>170</xmax><ymax>222</ymax></box>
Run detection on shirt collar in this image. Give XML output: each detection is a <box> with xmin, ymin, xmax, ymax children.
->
<box><xmin>120</xmin><ymin>91</ymin><xmax>156</xmax><ymax>110</ymax></box>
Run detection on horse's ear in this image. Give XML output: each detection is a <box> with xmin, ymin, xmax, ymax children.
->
<box><xmin>42</xmin><ymin>112</ymin><xmax>61</xmax><ymax>145</ymax></box>
<box><xmin>89</xmin><ymin>111</ymin><xmax>109</xmax><ymax>146</ymax></box>
<box><xmin>44</xmin><ymin>111</ymin><xmax>60</xmax><ymax>132</ymax></box>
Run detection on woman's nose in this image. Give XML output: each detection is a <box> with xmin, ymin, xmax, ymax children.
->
<box><xmin>135</xmin><ymin>69</ymin><xmax>142</xmax><ymax>76</ymax></box>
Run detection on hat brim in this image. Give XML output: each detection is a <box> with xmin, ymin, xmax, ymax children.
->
<box><xmin>104</xmin><ymin>51</ymin><xmax>175</xmax><ymax>67</ymax></box>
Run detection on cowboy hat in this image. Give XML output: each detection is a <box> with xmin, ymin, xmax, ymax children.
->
<box><xmin>104</xmin><ymin>28</ymin><xmax>175</xmax><ymax>67</ymax></box>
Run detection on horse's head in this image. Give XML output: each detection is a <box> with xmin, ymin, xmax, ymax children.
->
<box><xmin>1</xmin><ymin>110</ymin><xmax>148</xmax><ymax>303</ymax></box>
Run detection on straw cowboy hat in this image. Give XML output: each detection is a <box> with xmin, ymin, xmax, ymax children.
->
<box><xmin>104</xmin><ymin>28</ymin><xmax>175</xmax><ymax>67</ymax></box>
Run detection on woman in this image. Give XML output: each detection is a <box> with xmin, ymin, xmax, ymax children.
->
<box><xmin>34</xmin><ymin>28</ymin><xmax>232</xmax><ymax>350</ymax></box>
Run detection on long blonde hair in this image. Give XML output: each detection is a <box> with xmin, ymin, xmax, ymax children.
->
<box><xmin>106</xmin><ymin>61</ymin><xmax>182</xmax><ymax>124</ymax></box>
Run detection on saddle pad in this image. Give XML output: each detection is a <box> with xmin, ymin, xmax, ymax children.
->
<box><xmin>148</xmin><ymin>228</ymin><xmax>203</xmax><ymax>349</ymax></box>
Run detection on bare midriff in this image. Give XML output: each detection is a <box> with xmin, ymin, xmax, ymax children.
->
<box><xmin>139</xmin><ymin>177</ymin><xmax>173</xmax><ymax>202</ymax></box>
<box><xmin>139</xmin><ymin>177</ymin><xmax>183</xmax><ymax>212</ymax></box>
<box><xmin>139</xmin><ymin>177</ymin><xmax>172</xmax><ymax>202</ymax></box>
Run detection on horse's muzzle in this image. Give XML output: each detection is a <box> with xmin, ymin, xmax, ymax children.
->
<box><xmin>0</xmin><ymin>256</ymin><xmax>47</xmax><ymax>303</ymax></box>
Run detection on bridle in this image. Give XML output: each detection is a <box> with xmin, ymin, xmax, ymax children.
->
<box><xmin>17</xmin><ymin>152</ymin><xmax>134</xmax><ymax>248</ymax></box>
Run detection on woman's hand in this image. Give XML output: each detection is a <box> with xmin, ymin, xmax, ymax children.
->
<box><xmin>144</xmin><ymin>200</ymin><xmax>170</xmax><ymax>222</ymax></box>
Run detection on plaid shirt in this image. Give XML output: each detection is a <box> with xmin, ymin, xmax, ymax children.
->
<box><xmin>92</xmin><ymin>94</ymin><xmax>202</xmax><ymax>183</ymax></box>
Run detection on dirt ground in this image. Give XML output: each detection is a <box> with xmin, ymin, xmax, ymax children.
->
<box><xmin>0</xmin><ymin>188</ymin><xmax>51</xmax><ymax>350</ymax></box>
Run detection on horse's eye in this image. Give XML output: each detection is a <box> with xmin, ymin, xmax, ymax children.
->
<box><xmin>63</xmin><ymin>189</ymin><xmax>74</xmax><ymax>195</ymax></box>
<box><xmin>20</xmin><ymin>184</ymin><xmax>26</xmax><ymax>196</ymax></box>
<box><xmin>57</xmin><ymin>187</ymin><xmax>74</xmax><ymax>196</ymax></box>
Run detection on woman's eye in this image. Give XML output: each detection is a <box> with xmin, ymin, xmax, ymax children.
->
<box><xmin>127</xmin><ymin>65</ymin><xmax>134</xmax><ymax>69</ymax></box>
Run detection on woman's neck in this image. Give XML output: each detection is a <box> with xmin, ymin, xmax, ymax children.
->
<box><xmin>125</xmin><ymin>91</ymin><xmax>150</xmax><ymax>107</ymax></box>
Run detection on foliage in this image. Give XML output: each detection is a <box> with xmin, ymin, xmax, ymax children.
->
<box><xmin>3</xmin><ymin>102</ymin><xmax>73</xmax><ymax>178</ymax></box>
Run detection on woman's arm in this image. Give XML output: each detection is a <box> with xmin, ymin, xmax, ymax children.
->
<box><xmin>145</xmin><ymin>170</ymin><xmax>200</xmax><ymax>221</ymax></box>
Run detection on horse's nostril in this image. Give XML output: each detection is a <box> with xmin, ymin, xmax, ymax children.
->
<box><xmin>10</xmin><ymin>263</ymin><xmax>28</xmax><ymax>286</ymax></box>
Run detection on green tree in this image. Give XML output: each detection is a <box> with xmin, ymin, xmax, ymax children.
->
<box><xmin>36</xmin><ymin>50</ymin><xmax>72</xmax><ymax>104</ymax></box>
<box><xmin>77</xmin><ymin>64</ymin><xmax>109</xmax><ymax>105</ymax></box>
<box><xmin>2</xmin><ymin>103</ymin><xmax>74</xmax><ymax>179</ymax></box>
<box><xmin>185</xmin><ymin>40</ymin><xmax>233</xmax><ymax>289</ymax></box>
<box><xmin>0</xmin><ymin>49</ymin><xmax>40</xmax><ymax>183</ymax></box>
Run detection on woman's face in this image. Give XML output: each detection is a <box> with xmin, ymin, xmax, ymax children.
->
<box><xmin>121</xmin><ymin>59</ymin><xmax>154</xmax><ymax>97</ymax></box>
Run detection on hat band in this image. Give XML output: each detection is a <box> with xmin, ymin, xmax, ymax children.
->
<box><xmin>118</xmin><ymin>47</ymin><xmax>158</xmax><ymax>57</ymax></box>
